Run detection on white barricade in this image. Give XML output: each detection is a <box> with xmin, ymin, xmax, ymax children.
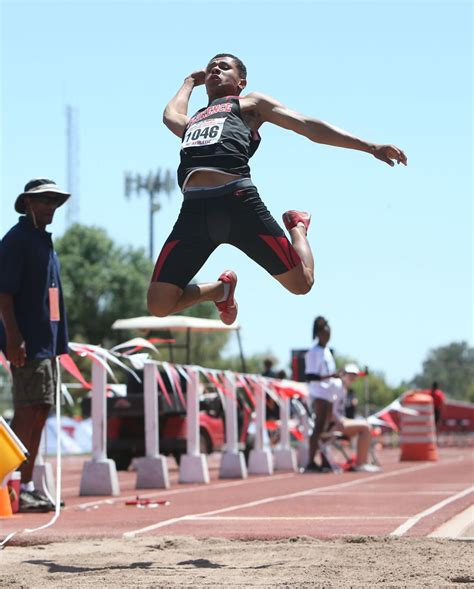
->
<box><xmin>297</xmin><ymin>410</ymin><xmax>311</xmax><ymax>468</ymax></box>
<box><xmin>136</xmin><ymin>362</ymin><xmax>170</xmax><ymax>489</ymax></box>
<box><xmin>33</xmin><ymin>453</ymin><xmax>56</xmax><ymax>502</ymax></box>
<box><xmin>219</xmin><ymin>372</ymin><xmax>247</xmax><ymax>479</ymax></box>
<box><xmin>248</xmin><ymin>381</ymin><xmax>273</xmax><ymax>475</ymax></box>
<box><xmin>273</xmin><ymin>395</ymin><xmax>297</xmax><ymax>471</ymax></box>
<box><xmin>80</xmin><ymin>361</ymin><xmax>120</xmax><ymax>496</ymax></box>
<box><xmin>179</xmin><ymin>368</ymin><xmax>210</xmax><ymax>483</ymax></box>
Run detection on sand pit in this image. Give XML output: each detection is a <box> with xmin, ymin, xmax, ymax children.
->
<box><xmin>1</xmin><ymin>536</ymin><xmax>472</xmax><ymax>587</ymax></box>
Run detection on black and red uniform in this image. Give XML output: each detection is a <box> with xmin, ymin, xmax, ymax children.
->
<box><xmin>152</xmin><ymin>97</ymin><xmax>301</xmax><ymax>288</ymax></box>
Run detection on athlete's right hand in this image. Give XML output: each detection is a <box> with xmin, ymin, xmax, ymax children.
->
<box><xmin>186</xmin><ymin>69</ymin><xmax>206</xmax><ymax>86</ymax></box>
<box><xmin>6</xmin><ymin>329</ymin><xmax>26</xmax><ymax>367</ymax></box>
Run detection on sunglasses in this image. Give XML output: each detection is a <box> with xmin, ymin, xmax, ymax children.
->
<box><xmin>35</xmin><ymin>195</ymin><xmax>62</xmax><ymax>206</ymax></box>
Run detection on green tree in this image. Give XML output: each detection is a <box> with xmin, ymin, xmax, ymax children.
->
<box><xmin>56</xmin><ymin>224</ymin><xmax>153</xmax><ymax>346</ymax></box>
<box><xmin>412</xmin><ymin>341</ymin><xmax>474</xmax><ymax>400</ymax></box>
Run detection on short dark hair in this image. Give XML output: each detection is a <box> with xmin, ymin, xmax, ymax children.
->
<box><xmin>209</xmin><ymin>53</ymin><xmax>247</xmax><ymax>79</ymax></box>
<box><xmin>313</xmin><ymin>316</ymin><xmax>328</xmax><ymax>340</ymax></box>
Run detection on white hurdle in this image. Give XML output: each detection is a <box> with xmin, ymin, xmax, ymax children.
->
<box><xmin>297</xmin><ymin>408</ymin><xmax>311</xmax><ymax>468</ymax></box>
<box><xmin>273</xmin><ymin>394</ymin><xmax>297</xmax><ymax>471</ymax></box>
<box><xmin>79</xmin><ymin>360</ymin><xmax>120</xmax><ymax>496</ymax></box>
<box><xmin>135</xmin><ymin>362</ymin><xmax>170</xmax><ymax>489</ymax></box>
<box><xmin>33</xmin><ymin>448</ymin><xmax>56</xmax><ymax>502</ymax></box>
<box><xmin>248</xmin><ymin>381</ymin><xmax>273</xmax><ymax>475</ymax></box>
<box><xmin>219</xmin><ymin>372</ymin><xmax>247</xmax><ymax>479</ymax></box>
<box><xmin>179</xmin><ymin>368</ymin><xmax>210</xmax><ymax>484</ymax></box>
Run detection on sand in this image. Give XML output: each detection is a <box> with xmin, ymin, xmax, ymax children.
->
<box><xmin>0</xmin><ymin>536</ymin><xmax>473</xmax><ymax>588</ymax></box>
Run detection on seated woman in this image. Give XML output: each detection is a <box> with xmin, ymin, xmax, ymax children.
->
<box><xmin>330</xmin><ymin>364</ymin><xmax>381</xmax><ymax>473</ymax></box>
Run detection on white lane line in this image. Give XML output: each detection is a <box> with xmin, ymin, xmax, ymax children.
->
<box><xmin>390</xmin><ymin>485</ymin><xmax>474</xmax><ymax>537</ymax></box>
<box><xmin>71</xmin><ymin>454</ymin><xmax>468</xmax><ymax>508</ymax></box>
<box><xmin>123</xmin><ymin>461</ymin><xmax>445</xmax><ymax>538</ymax></box>
<box><xmin>306</xmin><ymin>491</ymin><xmax>455</xmax><ymax>496</ymax></box>
<box><xmin>428</xmin><ymin>505</ymin><xmax>474</xmax><ymax>539</ymax></box>
<box><xmin>70</xmin><ymin>473</ymin><xmax>295</xmax><ymax>509</ymax></box>
<box><xmin>192</xmin><ymin>516</ymin><xmax>409</xmax><ymax>521</ymax></box>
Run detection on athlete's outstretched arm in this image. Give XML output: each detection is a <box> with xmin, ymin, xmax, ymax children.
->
<box><xmin>242</xmin><ymin>92</ymin><xmax>407</xmax><ymax>166</ymax></box>
<box><xmin>163</xmin><ymin>70</ymin><xmax>206</xmax><ymax>137</ymax></box>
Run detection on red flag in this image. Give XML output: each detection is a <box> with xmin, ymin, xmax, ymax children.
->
<box><xmin>155</xmin><ymin>369</ymin><xmax>173</xmax><ymax>408</ymax></box>
<box><xmin>378</xmin><ymin>410</ymin><xmax>399</xmax><ymax>432</ymax></box>
<box><xmin>235</xmin><ymin>375</ymin><xmax>256</xmax><ymax>407</ymax></box>
<box><xmin>169</xmin><ymin>364</ymin><xmax>187</xmax><ymax>409</ymax></box>
<box><xmin>60</xmin><ymin>354</ymin><xmax>91</xmax><ymax>389</ymax></box>
<box><xmin>203</xmin><ymin>370</ymin><xmax>232</xmax><ymax>398</ymax></box>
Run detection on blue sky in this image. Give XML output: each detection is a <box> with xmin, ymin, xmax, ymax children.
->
<box><xmin>0</xmin><ymin>0</ymin><xmax>472</xmax><ymax>387</ymax></box>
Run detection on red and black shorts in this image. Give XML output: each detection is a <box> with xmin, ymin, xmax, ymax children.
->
<box><xmin>151</xmin><ymin>178</ymin><xmax>301</xmax><ymax>289</ymax></box>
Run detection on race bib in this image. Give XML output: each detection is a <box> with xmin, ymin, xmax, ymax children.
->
<box><xmin>49</xmin><ymin>287</ymin><xmax>60</xmax><ymax>321</ymax></box>
<box><xmin>182</xmin><ymin>118</ymin><xmax>225</xmax><ymax>149</ymax></box>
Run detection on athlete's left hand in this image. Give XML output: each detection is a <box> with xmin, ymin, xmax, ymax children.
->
<box><xmin>373</xmin><ymin>144</ymin><xmax>407</xmax><ymax>167</ymax></box>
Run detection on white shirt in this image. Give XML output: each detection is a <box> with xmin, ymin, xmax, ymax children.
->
<box><xmin>305</xmin><ymin>342</ymin><xmax>338</xmax><ymax>401</ymax></box>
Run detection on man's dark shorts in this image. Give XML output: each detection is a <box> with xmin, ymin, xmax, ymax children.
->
<box><xmin>11</xmin><ymin>358</ymin><xmax>58</xmax><ymax>408</ymax></box>
<box><xmin>151</xmin><ymin>178</ymin><xmax>302</xmax><ymax>289</ymax></box>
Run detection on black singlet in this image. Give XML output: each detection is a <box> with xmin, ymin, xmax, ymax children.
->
<box><xmin>177</xmin><ymin>96</ymin><xmax>261</xmax><ymax>189</ymax></box>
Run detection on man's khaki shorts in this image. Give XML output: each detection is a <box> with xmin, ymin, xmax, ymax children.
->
<box><xmin>11</xmin><ymin>358</ymin><xmax>58</xmax><ymax>408</ymax></box>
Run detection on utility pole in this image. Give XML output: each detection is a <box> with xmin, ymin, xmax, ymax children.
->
<box><xmin>124</xmin><ymin>169</ymin><xmax>175</xmax><ymax>259</ymax></box>
<box><xmin>364</xmin><ymin>365</ymin><xmax>370</xmax><ymax>418</ymax></box>
<box><xmin>65</xmin><ymin>105</ymin><xmax>80</xmax><ymax>226</ymax></box>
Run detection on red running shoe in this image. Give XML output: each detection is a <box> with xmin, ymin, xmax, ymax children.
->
<box><xmin>282</xmin><ymin>210</ymin><xmax>311</xmax><ymax>234</ymax></box>
<box><xmin>215</xmin><ymin>270</ymin><xmax>238</xmax><ymax>325</ymax></box>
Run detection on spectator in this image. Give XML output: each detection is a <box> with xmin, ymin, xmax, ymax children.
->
<box><xmin>430</xmin><ymin>381</ymin><xmax>446</xmax><ymax>428</ymax></box>
<box><xmin>303</xmin><ymin>316</ymin><xmax>340</xmax><ymax>473</ymax></box>
<box><xmin>345</xmin><ymin>387</ymin><xmax>358</xmax><ymax>419</ymax></box>
<box><xmin>262</xmin><ymin>358</ymin><xmax>276</xmax><ymax>378</ymax></box>
<box><xmin>0</xmin><ymin>178</ymin><xmax>70</xmax><ymax>512</ymax></box>
<box><xmin>331</xmin><ymin>364</ymin><xmax>381</xmax><ymax>472</ymax></box>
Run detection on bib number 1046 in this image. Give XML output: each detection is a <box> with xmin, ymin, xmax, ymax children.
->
<box><xmin>182</xmin><ymin>118</ymin><xmax>225</xmax><ymax>148</ymax></box>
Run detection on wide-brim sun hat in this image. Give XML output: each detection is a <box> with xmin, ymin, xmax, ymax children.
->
<box><xmin>15</xmin><ymin>178</ymin><xmax>71</xmax><ymax>214</ymax></box>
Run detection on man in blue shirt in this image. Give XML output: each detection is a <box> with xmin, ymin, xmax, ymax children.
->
<box><xmin>0</xmin><ymin>178</ymin><xmax>70</xmax><ymax>512</ymax></box>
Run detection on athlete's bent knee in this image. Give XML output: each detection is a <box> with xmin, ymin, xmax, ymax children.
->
<box><xmin>147</xmin><ymin>300</ymin><xmax>170</xmax><ymax>318</ymax></box>
<box><xmin>292</xmin><ymin>275</ymin><xmax>315</xmax><ymax>295</ymax></box>
<box><xmin>147</xmin><ymin>288</ymin><xmax>176</xmax><ymax>318</ymax></box>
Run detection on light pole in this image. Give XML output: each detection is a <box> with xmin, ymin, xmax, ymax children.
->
<box><xmin>364</xmin><ymin>365</ymin><xmax>370</xmax><ymax>418</ymax></box>
<box><xmin>124</xmin><ymin>169</ymin><xmax>175</xmax><ymax>259</ymax></box>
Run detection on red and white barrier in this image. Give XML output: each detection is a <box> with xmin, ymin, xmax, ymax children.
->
<box><xmin>248</xmin><ymin>380</ymin><xmax>273</xmax><ymax>475</ymax></box>
<box><xmin>219</xmin><ymin>372</ymin><xmax>247</xmax><ymax>479</ymax></box>
<box><xmin>58</xmin><ymin>342</ymin><xmax>313</xmax><ymax>489</ymax></box>
<box><xmin>273</xmin><ymin>393</ymin><xmax>297</xmax><ymax>471</ymax></box>
<box><xmin>179</xmin><ymin>368</ymin><xmax>210</xmax><ymax>484</ymax></box>
<box><xmin>79</xmin><ymin>360</ymin><xmax>120</xmax><ymax>496</ymax></box>
<box><xmin>135</xmin><ymin>362</ymin><xmax>169</xmax><ymax>489</ymax></box>
<box><xmin>33</xmin><ymin>453</ymin><xmax>57</xmax><ymax>503</ymax></box>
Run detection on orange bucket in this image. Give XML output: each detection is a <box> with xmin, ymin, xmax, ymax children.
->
<box><xmin>399</xmin><ymin>391</ymin><xmax>438</xmax><ymax>461</ymax></box>
<box><xmin>0</xmin><ymin>417</ymin><xmax>27</xmax><ymax>483</ymax></box>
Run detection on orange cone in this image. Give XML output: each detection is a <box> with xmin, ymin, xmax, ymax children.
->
<box><xmin>400</xmin><ymin>391</ymin><xmax>438</xmax><ymax>461</ymax></box>
<box><xmin>0</xmin><ymin>485</ymin><xmax>13</xmax><ymax>518</ymax></box>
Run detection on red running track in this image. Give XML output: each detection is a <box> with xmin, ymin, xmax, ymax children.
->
<box><xmin>1</xmin><ymin>447</ymin><xmax>472</xmax><ymax>544</ymax></box>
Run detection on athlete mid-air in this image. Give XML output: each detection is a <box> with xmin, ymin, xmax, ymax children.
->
<box><xmin>148</xmin><ymin>53</ymin><xmax>407</xmax><ymax>324</ymax></box>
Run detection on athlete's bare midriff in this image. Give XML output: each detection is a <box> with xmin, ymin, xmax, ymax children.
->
<box><xmin>184</xmin><ymin>169</ymin><xmax>243</xmax><ymax>188</ymax></box>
